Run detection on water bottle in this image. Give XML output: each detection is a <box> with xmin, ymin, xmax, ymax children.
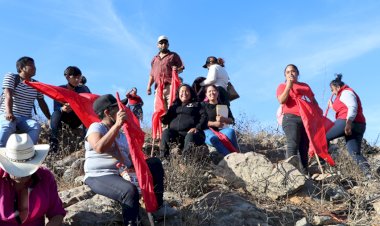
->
<box><xmin>116</xmin><ymin>162</ymin><xmax>141</xmax><ymax>193</ymax></box>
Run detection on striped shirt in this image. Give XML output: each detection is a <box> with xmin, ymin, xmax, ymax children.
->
<box><xmin>0</xmin><ymin>73</ymin><xmax>43</xmax><ymax>118</ymax></box>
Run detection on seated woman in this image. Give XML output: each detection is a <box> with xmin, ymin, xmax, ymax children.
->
<box><xmin>0</xmin><ymin>133</ymin><xmax>66</xmax><ymax>226</ymax></box>
<box><xmin>160</xmin><ymin>84</ymin><xmax>208</xmax><ymax>157</ymax></box>
<box><xmin>203</xmin><ymin>85</ymin><xmax>239</xmax><ymax>156</ymax></box>
<box><xmin>84</xmin><ymin>94</ymin><xmax>176</xmax><ymax>226</ymax></box>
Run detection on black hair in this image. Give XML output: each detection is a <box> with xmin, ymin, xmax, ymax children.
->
<box><xmin>64</xmin><ymin>66</ymin><xmax>82</xmax><ymax>77</ymax></box>
<box><xmin>81</xmin><ymin>76</ymin><xmax>87</xmax><ymax>85</ymax></box>
<box><xmin>16</xmin><ymin>56</ymin><xmax>34</xmax><ymax>73</ymax></box>
<box><xmin>284</xmin><ymin>64</ymin><xmax>299</xmax><ymax>75</ymax></box>
<box><xmin>172</xmin><ymin>84</ymin><xmax>197</xmax><ymax>105</ymax></box>
<box><xmin>330</xmin><ymin>73</ymin><xmax>345</xmax><ymax>87</ymax></box>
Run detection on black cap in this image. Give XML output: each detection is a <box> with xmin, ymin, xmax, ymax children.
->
<box><xmin>93</xmin><ymin>94</ymin><xmax>128</xmax><ymax>114</ymax></box>
<box><xmin>202</xmin><ymin>56</ymin><xmax>217</xmax><ymax>68</ymax></box>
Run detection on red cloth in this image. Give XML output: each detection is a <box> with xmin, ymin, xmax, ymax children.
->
<box><xmin>169</xmin><ymin>70</ymin><xmax>180</xmax><ymax>107</ymax></box>
<box><xmin>25</xmin><ymin>81</ymin><xmax>100</xmax><ymax>127</ymax></box>
<box><xmin>209</xmin><ymin>128</ymin><xmax>239</xmax><ymax>153</ymax></box>
<box><xmin>115</xmin><ymin>93</ymin><xmax>158</xmax><ymax>212</ymax></box>
<box><xmin>151</xmin><ymin>81</ymin><xmax>166</xmax><ymax>139</ymax></box>
<box><xmin>296</xmin><ymin>98</ymin><xmax>335</xmax><ymax>166</ymax></box>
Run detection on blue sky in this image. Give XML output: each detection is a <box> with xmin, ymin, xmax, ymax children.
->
<box><xmin>1</xmin><ymin>1</ymin><xmax>379</xmax><ymax>143</ymax></box>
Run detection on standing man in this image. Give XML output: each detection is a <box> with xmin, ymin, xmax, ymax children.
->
<box><xmin>146</xmin><ymin>35</ymin><xmax>185</xmax><ymax>110</ymax></box>
<box><xmin>0</xmin><ymin>56</ymin><xmax>51</xmax><ymax>147</ymax></box>
<box><xmin>49</xmin><ymin>66</ymin><xmax>91</xmax><ymax>152</ymax></box>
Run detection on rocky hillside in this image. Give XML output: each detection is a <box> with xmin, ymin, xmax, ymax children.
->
<box><xmin>39</xmin><ymin>122</ymin><xmax>380</xmax><ymax>226</ymax></box>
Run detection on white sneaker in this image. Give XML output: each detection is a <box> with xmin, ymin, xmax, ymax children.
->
<box><xmin>152</xmin><ymin>202</ymin><xmax>178</xmax><ymax>220</ymax></box>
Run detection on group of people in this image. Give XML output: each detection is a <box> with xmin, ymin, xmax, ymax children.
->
<box><xmin>277</xmin><ymin>64</ymin><xmax>370</xmax><ymax>178</ymax></box>
<box><xmin>0</xmin><ymin>35</ymin><xmax>372</xmax><ymax>226</ymax></box>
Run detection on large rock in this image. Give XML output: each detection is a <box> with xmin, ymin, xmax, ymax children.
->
<box><xmin>218</xmin><ymin>152</ymin><xmax>306</xmax><ymax>199</ymax></box>
<box><xmin>63</xmin><ymin>194</ymin><xmax>122</xmax><ymax>226</ymax></box>
<box><xmin>185</xmin><ymin>191</ymin><xmax>271</xmax><ymax>226</ymax></box>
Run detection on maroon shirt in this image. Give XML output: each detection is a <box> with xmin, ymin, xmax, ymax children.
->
<box><xmin>150</xmin><ymin>51</ymin><xmax>184</xmax><ymax>85</ymax></box>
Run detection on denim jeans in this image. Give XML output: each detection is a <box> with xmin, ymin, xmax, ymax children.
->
<box><xmin>282</xmin><ymin>113</ymin><xmax>309</xmax><ymax>171</ymax></box>
<box><xmin>204</xmin><ymin>128</ymin><xmax>239</xmax><ymax>156</ymax></box>
<box><xmin>326</xmin><ymin>119</ymin><xmax>369</xmax><ymax>174</ymax></box>
<box><xmin>0</xmin><ymin>113</ymin><xmax>41</xmax><ymax>147</ymax></box>
<box><xmin>85</xmin><ymin>157</ymin><xmax>164</xmax><ymax>225</ymax></box>
<box><xmin>160</xmin><ymin>128</ymin><xmax>205</xmax><ymax>157</ymax></box>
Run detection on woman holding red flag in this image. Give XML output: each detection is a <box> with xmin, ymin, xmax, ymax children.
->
<box><xmin>84</xmin><ymin>94</ymin><xmax>176</xmax><ymax>225</ymax></box>
<box><xmin>276</xmin><ymin>64</ymin><xmax>320</xmax><ymax>174</ymax></box>
<box><xmin>202</xmin><ymin>85</ymin><xmax>239</xmax><ymax>157</ymax></box>
<box><xmin>327</xmin><ymin>74</ymin><xmax>371</xmax><ymax>178</ymax></box>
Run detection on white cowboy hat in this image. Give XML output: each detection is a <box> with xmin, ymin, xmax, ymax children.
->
<box><xmin>0</xmin><ymin>133</ymin><xmax>49</xmax><ymax>177</ymax></box>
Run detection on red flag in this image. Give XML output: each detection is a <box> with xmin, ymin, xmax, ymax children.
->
<box><xmin>115</xmin><ymin>93</ymin><xmax>158</xmax><ymax>212</ymax></box>
<box><xmin>151</xmin><ymin>81</ymin><xmax>166</xmax><ymax>139</ymax></box>
<box><xmin>25</xmin><ymin>81</ymin><xmax>100</xmax><ymax>127</ymax></box>
<box><xmin>296</xmin><ymin>98</ymin><xmax>335</xmax><ymax>166</ymax></box>
<box><xmin>169</xmin><ymin>70</ymin><xmax>180</xmax><ymax>108</ymax></box>
<box><xmin>209</xmin><ymin>128</ymin><xmax>239</xmax><ymax>153</ymax></box>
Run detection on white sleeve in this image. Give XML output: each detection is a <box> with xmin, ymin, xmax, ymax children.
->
<box><xmin>200</xmin><ymin>65</ymin><xmax>217</xmax><ymax>86</ymax></box>
<box><xmin>340</xmin><ymin>90</ymin><xmax>358</xmax><ymax>121</ymax></box>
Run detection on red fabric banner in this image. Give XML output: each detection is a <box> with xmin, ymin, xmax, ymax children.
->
<box><xmin>151</xmin><ymin>81</ymin><xmax>165</xmax><ymax>140</ymax></box>
<box><xmin>209</xmin><ymin>128</ymin><xmax>239</xmax><ymax>153</ymax></box>
<box><xmin>296</xmin><ymin>98</ymin><xmax>335</xmax><ymax>166</ymax></box>
<box><xmin>25</xmin><ymin>81</ymin><xmax>100</xmax><ymax>127</ymax></box>
<box><xmin>116</xmin><ymin>93</ymin><xmax>158</xmax><ymax>212</ymax></box>
<box><xmin>169</xmin><ymin>70</ymin><xmax>180</xmax><ymax>108</ymax></box>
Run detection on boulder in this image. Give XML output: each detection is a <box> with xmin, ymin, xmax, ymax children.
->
<box><xmin>218</xmin><ymin>152</ymin><xmax>306</xmax><ymax>199</ymax></box>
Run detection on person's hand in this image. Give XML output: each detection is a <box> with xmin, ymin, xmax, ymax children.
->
<box><xmin>61</xmin><ymin>103</ymin><xmax>73</xmax><ymax>113</ymax></box>
<box><xmin>328</xmin><ymin>99</ymin><xmax>333</xmax><ymax>109</ymax></box>
<box><xmin>115</xmin><ymin>109</ymin><xmax>127</xmax><ymax>127</ymax></box>
<box><xmin>147</xmin><ymin>87</ymin><xmax>151</xmax><ymax>95</ymax></box>
<box><xmin>188</xmin><ymin>128</ymin><xmax>198</xmax><ymax>133</ymax></box>
<box><xmin>172</xmin><ymin>66</ymin><xmax>177</xmax><ymax>71</ymax></box>
<box><xmin>5</xmin><ymin>112</ymin><xmax>15</xmax><ymax>121</ymax></box>
<box><xmin>216</xmin><ymin>115</ymin><xmax>227</xmax><ymax>123</ymax></box>
<box><xmin>345</xmin><ymin>120</ymin><xmax>352</xmax><ymax>136</ymax></box>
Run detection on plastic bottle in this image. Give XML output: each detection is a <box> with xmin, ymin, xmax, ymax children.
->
<box><xmin>116</xmin><ymin>162</ymin><xmax>141</xmax><ymax>193</ymax></box>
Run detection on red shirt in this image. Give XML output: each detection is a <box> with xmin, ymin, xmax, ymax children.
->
<box><xmin>126</xmin><ymin>93</ymin><xmax>143</xmax><ymax>105</ymax></box>
<box><xmin>0</xmin><ymin>167</ymin><xmax>66</xmax><ymax>226</ymax></box>
<box><xmin>150</xmin><ymin>51</ymin><xmax>184</xmax><ymax>85</ymax></box>
<box><xmin>276</xmin><ymin>82</ymin><xmax>315</xmax><ymax>116</ymax></box>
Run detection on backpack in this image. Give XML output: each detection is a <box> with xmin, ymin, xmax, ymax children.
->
<box><xmin>0</xmin><ymin>73</ymin><xmax>37</xmax><ymax>114</ymax></box>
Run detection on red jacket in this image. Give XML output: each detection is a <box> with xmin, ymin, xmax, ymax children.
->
<box><xmin>333</xmin><ymin>85</ymin><xmax>365</xmax><ymax>123</ymax></box>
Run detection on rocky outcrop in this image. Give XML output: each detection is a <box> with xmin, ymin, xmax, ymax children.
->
<box><xmin>217</xmin><ymin>152</ymin><xmax>306</xmax><ymax>199</ymax></box>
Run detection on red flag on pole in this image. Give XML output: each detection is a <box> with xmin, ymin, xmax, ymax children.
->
<box><xmin>116</xmin><ymin>92</ymin><xmax>158</xmax><ymax>212</ymax></box>
<box><xmin>209</xmin><ymin>128</ymin><xmax>239</xmax><ymax>153</ymax></box>
<box><xmin>25</xmin><ymin>81</ymin><xmax>100</xmax><ymax>127</ymax></box>
<box><xmin>169</xmin><ymin>69</ymin><xmax>180</xmax><ymax>108</ymax></box>
<box><xmin>151</xmin><ymin>81</ymin><xmax>166</xmax><ymax>140</ymax></box>
<box><xmin>296</xmin><ymin>98</ymin><xmax>335</xmax><ymax>166</ymax></box>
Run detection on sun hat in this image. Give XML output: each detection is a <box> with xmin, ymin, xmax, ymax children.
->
<box><xmin>93</xmin><ymin>94</ymin><xmax>128</xmax><ymax>115</ymax></box>
<box><xmin>0</xmin><ymin>133</ymin><xmax>49</xmax><ymax>177</ymax></box>
<box><xmin>202</xmin><ymin>56</ymin><xmax>218</xmax><ymax>68</ymax></box>
<box><xmin>157</xmin><ymin>35</ymin><xmax>169</xmax><ymax>43</ymax></box>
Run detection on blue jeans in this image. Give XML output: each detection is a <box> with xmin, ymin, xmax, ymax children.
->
<box><xmin>0</xmin><ymin>113</ymin><xmax>41</xmax><ymax>147</ymax></box>
<box><xmin>204</xmin><ymin>128</ymin><xmax>239</xmax><ymax>156</ymax></box>
<box><xmin>326</xmin><ymin>119</ymin><xmax>369</xmax><ymax>174</ymax></box>
<box><xmin>282</xmin><ymin>113</ymin><xmax>309</xmax><ymax>171</ymax></box>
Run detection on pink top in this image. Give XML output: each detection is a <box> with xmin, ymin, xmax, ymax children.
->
<box><xmin>0</xmin><ymin>167</ymin><xmax>66</xmax><ymax>226</ymax></box>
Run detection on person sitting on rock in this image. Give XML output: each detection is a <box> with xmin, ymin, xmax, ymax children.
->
<box><xmin>84</xmin><ymin>94</ymin><xmax>177</xmax><ymax>226</ymax></box>
<box><xmin>159</xmin><ymin>84</ymin><xmax>208</xmax><ymax>158</ymax></box>
<box><xmin>49</xmin><ymin>66</ymin><xmax>91</xmax><ymax>152</ymax></box>
<box><xmin>202</xmin><ymin>85</ymin><xmax>239</xmax><ymax>157</ymax></box>
<box><xmin>0</xmin><ymin>133</ymin><xmax>66</xmax><ymax>225</ymax></box>
<box><xmin>126</xmin><ymin>87</ymin><xmax>143</xmax><ymax>122</ymax></box>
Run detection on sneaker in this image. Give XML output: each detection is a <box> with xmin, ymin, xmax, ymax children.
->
<box><xmin>152</xmin><ymin>202</ymin><xmax>178</xmax><ymax>220</ymax></box>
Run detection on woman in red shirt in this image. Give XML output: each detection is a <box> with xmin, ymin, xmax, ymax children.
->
<box><xmin>276</xmin><ymin>64</ymin><xmax>318</xmax><ymax>174</ymax></box>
